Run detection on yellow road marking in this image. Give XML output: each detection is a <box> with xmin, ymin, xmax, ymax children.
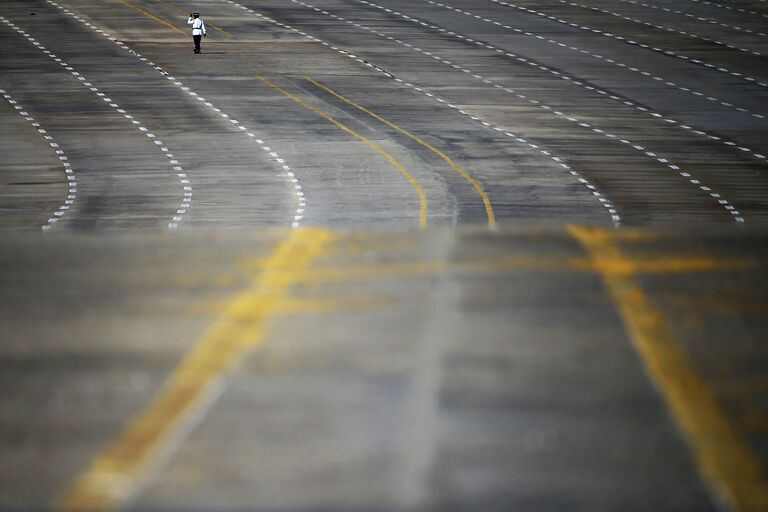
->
<box><xmin>53</xmin><ymin>229</ymin><xmax>337</xmax><ymax>511</ymax></box>
<box><xmin>173</xmin><ymin>253</ymin><xmax>766</xmax><ymax>289</ymax></box>
<box><xmin>115</xmin><ymin>0</ymin><xmax>186</xmax><ymax>35</ymax></box>
<box><xmin>306</xmin><ymin>77</ymin><xmax>496</xmax><ymax>227</ymax></box>
<box><xmin>154</xmin><ymin>0</ymin><xmax>232</xmax><ymax>36</ymax></box>
<box><xmin>258</xmin><ymin>76</ymin><xmax>429</xmax><ymax>229</ymax></box>
<box><xmin>568</xmin><ymin>225</ymin><xmax>768</xmax><ymax>512</ymax></box>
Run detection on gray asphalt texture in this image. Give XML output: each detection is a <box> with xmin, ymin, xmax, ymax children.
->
<box><xmin>1</xmin><ymin>0</ymin><xmax>767</xmax><ymax>510</ymax></box>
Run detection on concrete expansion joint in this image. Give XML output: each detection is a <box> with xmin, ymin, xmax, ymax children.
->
<box><xmin>0</xmin><ymin>88</ymin><xmax>77</xmax><ymax>230</ymax></box>
<box><xmin>42</xmin><ymin>0</ymin><xmax>305</xmax><ymax>229</ymax></box>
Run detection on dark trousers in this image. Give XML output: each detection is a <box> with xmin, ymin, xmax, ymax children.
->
<box><xmin>193</xmin><ymin>34</ymin><xmax>202</xmax><ymax>53</ymax></box>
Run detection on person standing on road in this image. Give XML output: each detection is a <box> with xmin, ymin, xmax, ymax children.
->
<box><xmin>188</xmin><ymin>12</ymin><xmax>206</xmax><ymax>54</ymax></box>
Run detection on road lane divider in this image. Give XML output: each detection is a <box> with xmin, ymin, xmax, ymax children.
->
<box><xmin>306</xmin><ymin>77</ymin><xmax>496</xmax><ymax>228</ymax></box>
<box><xmin>219</xmin><ymin>0</ymin><xmax>620</xmax><ymax>226</ymax></box>
<box><xmin>618</xmin><ymin>0</ymin><xmax>768</xmax><ymax>39</ymax></box>
<box><xmin>45</xmin><ymin>0</ymin><xmax>305</xmax><ymax>227</ymax></box>
<box><xmin>53</xmin><ymin>228</ymin><xmax>337</xmax><ymax>511</ymax></box>
<box><xmin>0</xmin><ymin>16</ymin><xmax>191</xmax><ymax>230</ymax></box>
<box><xmin>560</xmin><ymin>0</ymin><xmax>762</xmax><ymax>56</ymax></box>
<box><xmin>370</xmin><ymin>0</ymin><xmax>768</xmax><ymax>166</ymax></box>
<box><xmin>487</xmin><ymin>0</ymin><xmax>768</xmax><ymax>85</ymax></box>
<box><xmin>0</xmin><ymin>88</ymin><xmax>77</xmax><ymax>230</ymax></box>
<box><xmin>342</xmin><ymin>0</ymin><xmax>742</xmax><ymax>222</ymax></box>
<box><xmin>258</xmin><ymin>76</ymin><xmax>429</xmax><ymax>229</ymax></box>
<box><xmin>475</xmin><ymin>0</ymin><xmax>768</xmax><ymax>120</ymax></box>
<box><xmin>569</xmin><ymin>224</ymin><xmax>768</xmax><ymax>512</ymax></box>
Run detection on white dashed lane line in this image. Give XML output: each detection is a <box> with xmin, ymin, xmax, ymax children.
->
<box><xmin>0</xmin><ymin>88</ymin><xmax>77</xmax><ymax>230</ymax></box>
<box><xmin>479</xmin><ymin>0</ymin><xmax>768</xmax><ymax>89</ymax></box>
<box><xmin>46</xmin><ymin>0</ymin><xmax>305</xmax><ymax>228</ymax></box>
<box><xmin>561</xmin><ymin>0</ymin><xmax>762</xmax><ymax>56</ymax></box>
<box><xmin>618</xmin><ymin>0</ymin><xmax>768</xmax><ymax>38</ymax></box>
<box><xmin>423</xmin><ymin>0</ymin><xmax>767</xmax><ymax>121</ymax></box>
<box><xmin>357</xmin><ymin>0</ymin><xmax>768</xmax><ymax>165</ymax></box>
<box><xmin>223</xmin><ymin>0</ymin><xmax>621</xmax><ymax>226</ymax></box>
<box><xmin>331</xmin><ymin>0</ymin><xmax>743</xmax><ymax>222</ymax></box>
<box><xmin>0</xmin><ymin>15</ymin><xmax>190</xmax><ymax>230</ymax></box>
<box><xmin>684</xmin><ymin>0</ymin><xmax>768</xmax><ymax>21</ymax></box>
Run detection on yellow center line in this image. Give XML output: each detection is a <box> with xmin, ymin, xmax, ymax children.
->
<box><xmin>307</xmin><ymin>77</ymin><xmax>496</xmax><ymax>228</ymax></box>
<box><xmin>115</xmin><ymin>0</ymin><xmax>186</xmax><ymax>35</ymax></box>
<box><xmin>258</xmin><ymin>76</ymin><xmax>429</xmax><ymax>229</ymax></box>
<box><xmin>154</xmin><ymin>0</ymin><xmax>232</xmax><ymax>36</ymax></box>
<box><xmin>568</xmin><ymin>225</ymin><xmax>768</xmax><ymax>512</ymax></box>
<box><xmin>52</xmin><ymin>228</ymin><xmax>337</xmax><ymax>512</ymax></box>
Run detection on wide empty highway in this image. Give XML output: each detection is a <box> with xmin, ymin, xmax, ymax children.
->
<box><xmin>1</xmin><ymin>0</ymin><xmax>767</xmax><ymax>510</ymax></box>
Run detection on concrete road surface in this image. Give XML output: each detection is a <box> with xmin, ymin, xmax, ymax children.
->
<box><xmin>1</xmin><ymin>0</ymin><xmax>768</xmax><ymax>510</ymax></box>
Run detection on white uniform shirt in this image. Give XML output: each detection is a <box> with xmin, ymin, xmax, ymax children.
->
<box><xmin>188</xmin><ymin>17</ymin><xmax>206</xmax><ymax>36</ymax></box>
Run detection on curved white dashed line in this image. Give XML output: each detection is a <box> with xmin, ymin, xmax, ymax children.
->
<box><xmin>0</xmin><ymin>88</ymin><xmax>77</xmax><ymax>230</ymax></box>
<box><xmin>684</xmin><ymin>0</ymin><xmax>768</xmax><ymax>20</ymax></box>
<box><xmin>356</xmin><ymin>0</ymin><xmax>768</xmax><ymax>166</ymax></box>
<box><xmin>303</xmin><ymin>0</ymin><xmax>743</xmax><ymax>223</ymax></box>
<box><xmin>478</xmin><ymin>0</ymin><xmax>768</xmax><ymax>89</ymax></box>
<box><xmin>0</xmin><ymin>16</ymin><xmax>190</xmax><ymax>230</ymax></box>
<box><xmin>45</xmin><ymin>0</ymin><xmax>305</xmax><ymax>228</ymax></box>
<box><xmin>422</xmin><ymin>0</ymin><xmax>767</xmax><ymax>121</ymax></box>
<box><xmin>619</xmin><ymin>0</ymin><xmax>768</xmax><ymax>38</ymax></box>
<box><xmin>561</xmin><ymin>0</ymin><xmax>762</xmax><ymax>56</ymax></box>
<box><xmin>222</xmin><ymin>0</ymin><xmax>620</xmax><ymax>225</ymax></box>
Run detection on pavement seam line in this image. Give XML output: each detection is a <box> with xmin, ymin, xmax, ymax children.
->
<box><xmin>306</xmin><ymin>77</ymin><xmax>496</xmax><ymax>228</ymax></box>
<box><xmin>45</xmin><ymin>0</ymin><xmax>305</xmax><ymax>227</ymax></box>
<box><xmin>0</xmin><ymin>15</ymin><xmax>191</xmax><ymax>230</ymax></box>
<box><xmin>0</xmin><ymin>88</ymin><xmax>77</xmax><ymax>230</ymax></box>
<box><xmin>52</xmin><ymin>228</ymin><xmax>337</xmax><ymax>511</ymax></box>
<box><xmin>351</xmin><ymin>0</ymin><xmax>744</xmax><ymax>222</ymax></box>
<box><xmin>258</xmin><ymin>76</ymin><xmax>428</xmax><ymax>229</ymax></box>
<box><xmin>114</xmin><ymin>0</ymin><xmax>186</xmax><ymax>35</ymax></box>
<box><xmin>568</xmin><ymin>224</ymin><xmax>768</xmax><ymax>512</ymax></box>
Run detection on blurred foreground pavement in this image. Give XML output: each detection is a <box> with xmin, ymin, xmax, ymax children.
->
<box><xmin>1</xmin><ymin>226</ymin><xmax>767</xmax><ymax>511</ymax></box>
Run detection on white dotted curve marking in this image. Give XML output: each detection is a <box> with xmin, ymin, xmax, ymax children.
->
<box><xmin>224</xmin><ymin>0</ymin><xmax>620</xmax><ymax>225</ymax></box>
<box><xmin>427</xmin><ymin>0</ymin><xmax>766</xmax><ymax>121</ymax></box>
<box><xmin>358</xmin><ymin>0</ymin><xmax>768</xmax><ymax>166</ymax></box>
<box><xmin>619</xmin><ymin>0</ymin><xmax>768</xmax><ymax>38</ymax></box>
<box><xmin>310</xmin><ymin>0</ymin><xmax>743</xmax><ymax>223</ymax></box>
<box><xmin>0</xmin><ymin>16</ymin><xmax>190</xmax><ymax>230</ymax></box>
<box><xmin>561</xmin><ymin>0</ymin><xmax>762</xmax><ymax>56</ymax></box>
<box><xmin>0</xmin><ymin>88</ymin><xmax>77</xmax><ymax>230</ymax></box>
<box><xmin>44</xmin><ymin>0</ymin><xmax>305</xmax><ymax>228</ymax></box>
<box><xmin>479</xmin><ymin>0</ymin><xmax>768</xmax><ymax>89</ymax></box>
<box><xmin>684</xmin><ymin>0</ymin><xmax>768</xmax><ymax>20</ymax></box>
